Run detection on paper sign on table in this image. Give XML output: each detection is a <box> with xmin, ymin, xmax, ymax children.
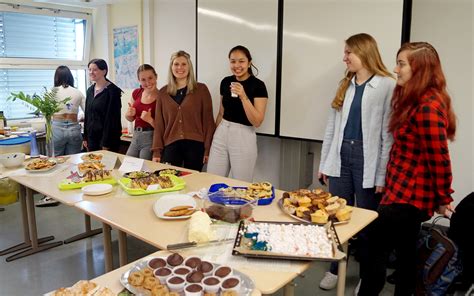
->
<box><xmin>101</xmin><ymin>154</ymin><xmax>118</xmax><ymax>170</ymax></box>
<box><xmin>118</xmin><ymin>156</ymin><xmax>144</xmax><ymax>174</ymax></box>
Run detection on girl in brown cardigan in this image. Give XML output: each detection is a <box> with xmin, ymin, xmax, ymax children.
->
<box><xmin>151</xmin><ymin>50</ymin><xmax>215</xmax><ymax>171</ymax></box>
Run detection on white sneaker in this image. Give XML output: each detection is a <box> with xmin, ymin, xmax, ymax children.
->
<box><xmin>319</xmin><ymin>272</ymin><xmax>338</xmax><ymax>290</ymax></box>
<box><xmin>354</xmin><ymin>279</ymin><xmax>361</xmax><ymax>295</ymax></box>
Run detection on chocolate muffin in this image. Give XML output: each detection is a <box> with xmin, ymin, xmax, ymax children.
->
<box><xmin>154</xmin><ymin>267</ymin><xmax>172</xmax><ymax>276</ymax></box>
<box><xmin>186</xmin><ymin>284</ymin><xmax>203</xmax><ymax>292</ymax></box>
<box><xmin>148</xmin><ymin>257</ymin><xmax>166</xmax><ymax>269</ymax></box>
<box><xmin>184</xmin><ymin>256</ymin><xmax>202</xmax><ymax>269</ymax></box>
<box><xmin>197</xmin><ymin>261</ymin><xmax>214</xmax><ymax>273</ymax></box>
<box><xmin>186</xmin><ymin>271</ymin><xmax>204</xmax><ymax>283</ymax></box>
<box><xmin>214</xmin><ymin>266</ymin><xmax>231</xmax><ymax>278</ymax></box>
<box><xmin>174</xmin><ymin>267</ymin><xmax>191</xmax><ymax>275</ymax></box>
<box><xmin>166</xmin><ymin>253</ymin><xmax>184</xmax><ymax>266</ymax></box>
<box><xmin>168</xmin><ymin>276</ymin><xmax>185</xmax><ymax>284</ymax></box>
<box><xmin>203</xmin><ymin>276</ymin><xmax>220</xmax><ymax>285</ymax></box>
<box><xmin>222</xmin><ymin>277</ymin><xmax>240</xmax><ymax>289</ymax></box>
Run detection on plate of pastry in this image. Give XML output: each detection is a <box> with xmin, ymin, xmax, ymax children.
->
<box><xmin>80</xmin><ymin>152</ymin><xmax>103</xmax><ymax>162</ymax></box>
<box><xmin>153</xmin><ymin>194</ymin><xmax>197</xmax><ymax>220</ymax></box>
<box><xmin>278</xmin><ymin>188</ymin><xmax>352</xmax><ymax>225</ymax></box>
<box><xmin>25</xmin><ymin>158</ymin><xmax>57</xmax><ymax>172</ymax></box>
<box><xmin>58</xmin><ymin>169</ymin><xmax>116</xmax><ymax>190</ymax></box>
<box><xmin>118</xmin><ymin>174</ymin><xmax>186</xmax><ymax>196</ymax></box>
<box><xmin>208</xmin><ymin>182</ymin><xmax>275</xmax><ymax>205</ymax></box>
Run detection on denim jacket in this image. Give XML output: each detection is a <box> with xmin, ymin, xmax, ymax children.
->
<box><xmin>319</xmin><ymin>75</ymin><xmax>395</xmax><ymax>188</ymax></box>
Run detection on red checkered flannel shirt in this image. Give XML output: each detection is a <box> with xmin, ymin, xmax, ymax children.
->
<box><xmin>381</xmin><ymin>93</ymin><xmax>454</xmax><ymax>216</ymax></box>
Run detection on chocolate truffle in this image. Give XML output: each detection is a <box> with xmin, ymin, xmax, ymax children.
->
<box><xmin>166</xmin><ymin>253</ymin><xmax>184</xmax><ymax>266</ymax></box>
<box><xmin>148</xmin><ymin>258</ymin><xmax>166</xmax><ymax>269</ymax></box>
<box><xmin>186</xmin><ymin>271</ymin><xmax>204</xmax><ymax>283</ymax></box>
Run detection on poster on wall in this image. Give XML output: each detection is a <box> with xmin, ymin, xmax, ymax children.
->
<box><xmin>113</xmin><ymin>25</ymin><xmax>139</xmax><ymax>89</ymax></box>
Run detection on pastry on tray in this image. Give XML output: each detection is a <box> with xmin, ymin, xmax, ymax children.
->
<box><xmin>82</xmin><ymin>170</ymin><xmax>112</xmax><ymax>182</ymax></box>
<box><xmin>129</xmin><ymin>175</ymin><xmax>173</xmax><ymax>190</ymax></box>
<box><xmin>281</xmin><ymin>188</ymin><xmax>352</xmax><ymax>223</ymax></box>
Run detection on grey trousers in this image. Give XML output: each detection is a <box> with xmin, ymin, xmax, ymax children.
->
<box><xmin>126</xmin><ymin>130</ymin><xmax>153</xmax><ymax>160</ymax></box>
<box><xmin>206</xmin><ymin>119</ymin><xmax>257</xmax><ymax>182</ymax></box>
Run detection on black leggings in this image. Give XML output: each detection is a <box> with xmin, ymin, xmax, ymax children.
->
<box><xmin>359</xmin><ymin>203</ymin><xmax>427</xmax><ymax>296</ymax></box>
<box><xmin>161</xmin><ymin>139</ymin><xmax>205</xmax><ymax>171</ymax></box>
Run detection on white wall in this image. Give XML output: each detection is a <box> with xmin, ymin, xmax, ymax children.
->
<box><xmin>89</xmin><ymin>0</ymin><xmax>473</xmax><ymax>200</ymax></box>
<box><xmin>153</xmin><ymin>0</ymin><xmax>196</xmax><ymax>89</ymax></box>
<box><xmin>411</xmin><ymin>0</ymin><xmax>473</xmax><ymax>205</ymax></box>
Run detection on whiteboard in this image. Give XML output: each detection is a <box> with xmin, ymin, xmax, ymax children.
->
<box><xmin>280</xmin><ymin>0</ymin><xmax>404</xmax><ymax>140</ymax></box>
<box><xmin>197</xmin><ymin>0</ymin><xmax>278</xmax><ymax>135</ymax></box>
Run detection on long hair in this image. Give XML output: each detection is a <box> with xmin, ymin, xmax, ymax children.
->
<box><xmin>228</xmin><ymin>45</ymin><xmax>259</xmax><ymax>76</ymax></box>
<box><xmin>167</xmin><ymin>50</ymin><xmax>197</xmax><ymax>96</ymax></box>
<box><xmin>88</xmin><ymin>58</ymin><xmax>109</xmax><ymax>81</ymax></box>
<box><xmin>389</xmin><ymin>42</ymin><xmax>456</xmax><ymax>140</ymax></box>
<box><xmin>137</xmin><ymin>64</ymin><xmax>157</xmax><ymax>79</ymax></box>
<box><xmin>54</xmin><ymin>65</ymin><xmax>75</xmax><ymax>88</ymax></box>
<box><xmin>331</xmin><ymin>33</ymin><xmax>393</xmax><ymax>110</ymax></box>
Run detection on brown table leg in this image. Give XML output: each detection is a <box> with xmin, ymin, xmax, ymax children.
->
<box><xmin>3</xmin><ymin>187</ymin><xmax>62</xmax><ymax>261</ymax></box>
<box><xmin>102</xmin><ymin>223</ymin><xmax>113</xmax><ymax>272</ymax></box>
<box><xmin>63</xmin><ymin>214</ymin><xmax>102</xmax><ymax>244</ymax></box>
<box><xmin>118</xmin><ymin>230</ymin><xmax>128</xmax><ymax>266</ymax></box>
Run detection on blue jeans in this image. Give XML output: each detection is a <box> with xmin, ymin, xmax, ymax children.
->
<box><xmin>126</xmin><ymin>130</ymin><xmax>153</xmax><ymax>160</ymax></box>
<box><xmin>52</xmin><ymin>120</ymin><xmax>83</xmax><ymax>156</ymax></box>
<box><xmin>328</xmin><ymin>140</ymin><xmax>379</xmax><ymax>276</ymax></box>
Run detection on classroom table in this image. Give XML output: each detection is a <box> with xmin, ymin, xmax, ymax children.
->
<box><xmin>0</xmin><ymin>151</ymin><xmax>196</xmax><ymax>262</ymax></box>
<box><xmin>90</xmin><ymin>249</ymin><xmax>262</xmax><ymax>296</ymax></box>
<box><xmin>74</xmin><ymin>171</ymin><xmax>378</xmax><ymax>296</ymax></box>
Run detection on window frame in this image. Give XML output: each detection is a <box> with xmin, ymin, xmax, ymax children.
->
<box><xmin>0</xmin><ymin>3</ymin><xmax>92</xmax><ymax>67</ymax></box>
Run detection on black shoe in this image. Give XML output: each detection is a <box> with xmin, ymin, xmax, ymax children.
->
<box><xmin>36</xmin><ymin>196</ymin><xmax>60</xmax><ymax>207</ymax></box>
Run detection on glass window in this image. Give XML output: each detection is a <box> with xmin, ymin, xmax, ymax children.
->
<box><xmin>0</xmin><ymin>9</ymin><xmax>89</xmax><ymax>120</ymax></box>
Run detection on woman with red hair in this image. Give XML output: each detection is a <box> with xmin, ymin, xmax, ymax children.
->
<box><xmin>359</xmin><ymin>42</ymin><xmax>456</xmax><ymax>295</ymax></box>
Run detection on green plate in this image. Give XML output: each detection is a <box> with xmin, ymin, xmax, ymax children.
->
<box><xmin>58</xmin><ymin>178</ymin><xmax>117</xmax><ymax>190</ymax></box>
<box><xmin>118</xmin><ymin>174</ymin><xmax>186</xmax><ymax>196</ymax></box>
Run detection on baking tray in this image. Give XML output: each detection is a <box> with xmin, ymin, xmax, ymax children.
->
<box><xmin>232</xmin><ymin>220</ymin><xmax>346</xmax><ymax>262</ymax></box>
<box><xmin>208</xmin><ymin>183</ymin><xmax>275</xmax><ymax>205</ymax></box>
<box><xmin>277</xmin><ymin>198</ymin><xmax>350</xmax><ymax>225</ymax></box>
<box><xmin>117</xmin><ymin>174</ymin><xmax>186</xmax><ymax>196</ymax></box>
<box><xmin>120</xmin><ymin>257</ymin><xmax>256</xmax><ymax>295</ymax></box>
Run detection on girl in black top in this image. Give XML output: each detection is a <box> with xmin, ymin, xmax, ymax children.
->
<box><xmin>84</xmin><ymin>59</ymin><xmax>123</xmax><ymax>152</ymax></box>
<box><xmin>207</xmin><ymin>45</ymin><xmax>268</xmax><ymax>181</ymax></box>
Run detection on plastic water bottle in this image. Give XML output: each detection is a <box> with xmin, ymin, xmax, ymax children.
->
<box><xmin>29</xmin><ymin>131</ymin><xmax>39</xmax><ymax>157</ymax></box>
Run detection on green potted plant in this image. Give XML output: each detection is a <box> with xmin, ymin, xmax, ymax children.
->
<box><xmin>9</xmin><ymin>87</ymin><xmax>70</xmax><ymax>156</ymax></box>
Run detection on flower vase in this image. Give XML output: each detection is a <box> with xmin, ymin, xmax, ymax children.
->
<box><xmin>45</xmin><ymin>118</ymin><xmax>55</xmax><ymax>157</ymax></box>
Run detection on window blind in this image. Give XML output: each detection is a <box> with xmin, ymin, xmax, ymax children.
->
<box><xmin>0</xmin><ymin>11</ymin><xmax>87</xmax><ymax>120</ymax></box>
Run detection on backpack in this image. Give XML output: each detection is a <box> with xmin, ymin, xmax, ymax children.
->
<box><xmin>416</xmin><ymin>217</ymin><xmax>462</xmax><ymax>296</ymax></box>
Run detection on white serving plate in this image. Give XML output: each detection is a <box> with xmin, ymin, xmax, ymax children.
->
<box><xmin>153</xmin><ymin>194</ymin><xmax>197</xmax><ymax>220</ymax></box>
<box><xmin>81</xmin><ymin>183</ymin><xmax>113</xmax><ymax>196</ymax></box>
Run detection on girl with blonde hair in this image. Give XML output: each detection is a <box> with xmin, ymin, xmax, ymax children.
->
<box><xmin>318</xmin><ymin>33</ymin><xmax>395</xmax><ymax>290</ymax></box>
<box><xmin>151</xmin><ymin>51</ymin><xmax>215</xmax><ymax>171</ymax></box>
